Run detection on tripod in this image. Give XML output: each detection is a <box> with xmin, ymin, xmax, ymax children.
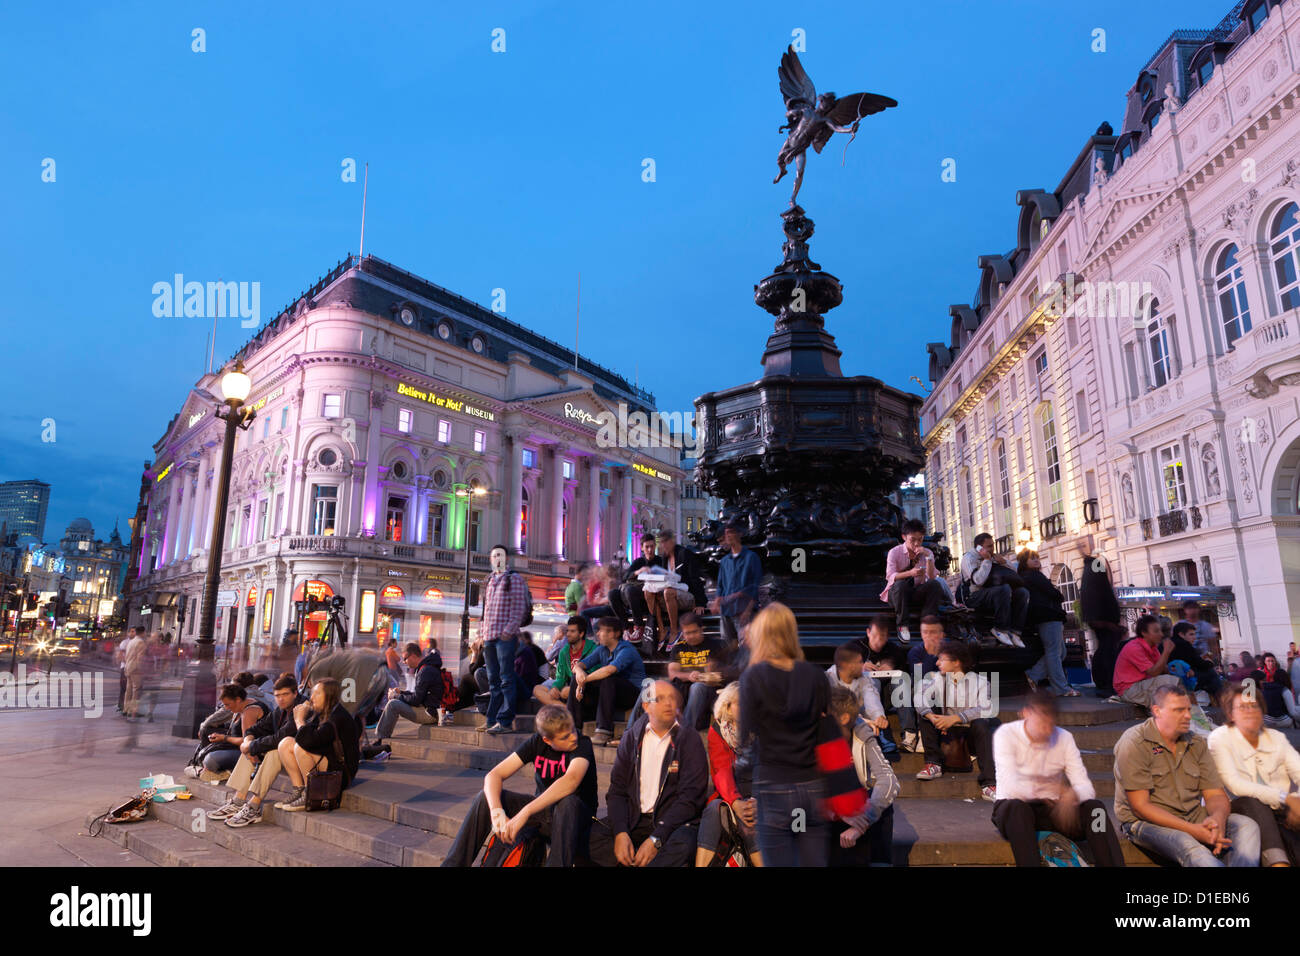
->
<box><xmin>319</xmin><ymin>604</ymin><xmax>349</xmax><ymax>647</ymax></box>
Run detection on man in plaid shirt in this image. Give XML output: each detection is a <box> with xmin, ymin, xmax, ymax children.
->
<box><xmin>482</xmin><ymin>544</ymin><xmax>531</xmax><ymax>734</ymax></box>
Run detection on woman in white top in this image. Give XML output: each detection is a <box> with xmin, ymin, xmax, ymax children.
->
<box><xmin>1207</xmin><ymin>682</ymin><xmax>1300</xmax><ymax>867</ymax></box>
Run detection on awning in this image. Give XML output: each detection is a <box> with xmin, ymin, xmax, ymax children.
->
<box><xmin>1114</xmin><ymin>586</ymin><xmax>1234</xmax><ymax>608</ymax></box>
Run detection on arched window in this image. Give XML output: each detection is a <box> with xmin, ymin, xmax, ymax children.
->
<box><xmin>1039</xmin><ymin>405</ymin><xmax>1063</xmax><ymax>516</ymax></box>
<box><xmin>1270</xmin><ymin>202</ymin><xmax>1300</xmax><ymax>311</ymax></box>
<box><xmin>1054</xmin><ymin>565</ymin><xmax>1078</xmax><ymax>615</ymax></box>
<box><xmin>1214</xmin><ymin>244</ymin><xmax>1252</xmax><ymax>346</ymax></box>
<box><xmin>1142</xmin><ymin>297</ymin><xmax>1172</xmax><ymax>388</ymax></box>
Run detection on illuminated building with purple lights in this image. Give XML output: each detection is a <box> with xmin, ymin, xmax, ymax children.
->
<box><xmin>125</xmin><ymin>255</ymin><xmax>686</xmax><ymax>653</ymax></box>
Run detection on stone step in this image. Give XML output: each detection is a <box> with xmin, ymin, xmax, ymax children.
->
<box><xmin>51</xmin><ymin>825</ymin><xmax>158</xmax><ymax>867</ymax></box>
<box><xmin>888</xmin><ymin>748</ymin><xmax>1115</xmax><ymax>774</ymax></box>
<box><xmin>892</xmin><ymin>799</ymin><xmax>1158</xmax><ymax>866</ymax></box>
<box><xmin>183</xmin><ymin>778</ymin><xmax>455</xmax><ymax>866</ymax></box>
<box><xmin>898</xmin><ymin>771</ymin><xmax>1115</xmax><ymax>800</ymax></box>
<box><xmin>88</xmin><ymin>813</ymin><xmax>266</xmax><ymax>867</ymax></box>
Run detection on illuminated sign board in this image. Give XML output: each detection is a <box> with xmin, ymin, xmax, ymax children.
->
<box><xmin>245</xmin><ymin>386</ymin><xmax>284</xmax><ymax>415</ymax></box>
<box><xmin>246</xmin><ymin>586</ymin><xmax>258</xmax><ymax>608</ymax></box>
<box><xmin>381</xmin><ymin>584</ymin><xmax>405</xmax><ymax>602</ymax></box>
<box><xmin>397</xmin><ymin>382</ymin><xmax>496</xmax><ymax>422</ymax></box>
<box><xmin>359</xmin><ymin>589</ymin><xmax>376</xmax><ymax>632</ymax></box>
<box><xmin>155</xmin><ymin>463</ymin><xmax>173</xmax><ymax>484</ymax></box>
<box><xmin>188</xmin><ymin>410</ymin><xmax>206</xmax><ymax>429</ymax></box>
<box><xmin>262</xmin><ymin>588</ymin><xmax>274</xmax><ymax>633</ymax></box>
<box><xmin>633</xmin><ymin>462</ymin><xmax>672</xmax><ymax>483</ymax></box>
<box><xmin>563</xmin><ymin>403</ymin><xmax>601</xmax><ymax>427</ymax></box>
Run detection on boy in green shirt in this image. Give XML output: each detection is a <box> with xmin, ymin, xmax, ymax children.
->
<box><xmin>535</xmin><ymin>616</ymin><xmax>597</xmax><ymax>706</ymax></box>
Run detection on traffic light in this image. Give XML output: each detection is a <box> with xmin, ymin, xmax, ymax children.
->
<box><xmin>25</xmin><ymin>593</ymin><xmax>38</xmax><ymax>611</ymax></box>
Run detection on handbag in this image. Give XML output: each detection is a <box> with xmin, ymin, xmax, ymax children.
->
<box><xmin>88</xmin><ymin>789</ymin><xmax>156</xmax><ymax>837</ymax></box>
<box><xmin>815</xmin><ymin>714</ymin><xmax>868</xmax><ymax>819</ymax></box>
<box><xmin>939</xmin><ymin>729</ymin><xmax>973</xmax><ymax>771</ymax></box>
<box><xmin>304</xmin><ymin>737</ymin><xmax>347</xmax><ymax>811</ymax></box>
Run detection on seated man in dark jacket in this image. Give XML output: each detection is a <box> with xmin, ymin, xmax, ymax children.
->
<box><xmin>275</xmin><ymin>677</ymin><xmax>361</xmax><ymax>812</ymax></box>
<box><xmin>370</xmin><ymin>642</ymin><xmax>444</xmax><ymax>757</ymax></box>
<box><xmin>586</xmin><ymin>680</ymin><xmax>709</xmax><ymax>867</ymax></box>
<box><xmin>610</xmin><ymin>534</ymin><xmax>664</xmax><ymax>643</ymax></box>
<box><xmin>209</xmin><ymin>674</ymin><xmax>306</xmax><ymax>827</ymax></box>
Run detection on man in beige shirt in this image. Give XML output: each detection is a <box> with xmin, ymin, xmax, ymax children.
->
<box><xmin>123</xmin><ymin>629</ymin><xmax>151</xmax><ymax>718</ymax></box>
<box><xmin>1113</xmin><ymin>682</ymin><xmax>1259</xmax><ymax>867</ymax></box>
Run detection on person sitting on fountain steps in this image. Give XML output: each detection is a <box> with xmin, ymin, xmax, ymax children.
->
<box><xmin>881</xmin><ymin>519</ymin><xmax>946</xmax><ymax>643</ymax></box>
<box><xmin>960</xmin><ymin>532</ymin><xmax>1029</xmax><ymax>647</ymax></box>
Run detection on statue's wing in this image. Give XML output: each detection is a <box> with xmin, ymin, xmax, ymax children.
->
<box><xmin>812</xmin><ymin>91</ymin><xmax>898</xmax><ymax>152</ymax></box>
<box><xmin>778</xmin><ymin>45</ymin><xmax>817</xmax><ymax>108</ymax></box>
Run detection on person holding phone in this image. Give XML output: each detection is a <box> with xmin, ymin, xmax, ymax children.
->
<box><xmin>880</xmin><ymin>519</ymin><xmax>945</xmax><ymax>643</ymax></box>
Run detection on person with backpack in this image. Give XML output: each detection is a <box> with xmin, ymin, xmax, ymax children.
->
<box><xmin>208</xmin><ymin>674</ymin><xmax>306</xmax><ymax>828</ymax></box>
<box><xmin>368</xmin><ymin>641</ymin><xmax>445</xmax><ymax>759</ymax></box>
<box><xmin>274</xmin><ymin>676</ymin><xmax>360</xmax><ymax>812</ymax></box>
<box><xmin>481</xmin><ymin>544</ymin><xmax>532</xmax><ymax>735</ymax></box>
<box><xmin>441</xmin><ymin>705</ymin><xmax>598</xmax><ymax>867</ymax></box>
<box><xmin>187</xmin><ymin>683</ymin><xmax>267</xmax><ymax>782</ymax></box>
<box><xmin>991</xmin><ymin>690</ymin><xmax>1125</xmax><ymax>866</ymax></box>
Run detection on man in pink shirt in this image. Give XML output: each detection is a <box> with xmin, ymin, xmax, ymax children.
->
<box><xmin>880</xmin><ymin>519</ymin><xmax>945</xmax><ymax>643</ymax></box>
<box><xmin>1113</xmin><ymin>615</ymin><xmax>1181</xmax><ymax>707</ymax></box>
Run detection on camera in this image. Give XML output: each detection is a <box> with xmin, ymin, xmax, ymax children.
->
<box><xmin>330</xmin><ymin>595</ymin><xmax>346</xmax><ymax>610</ymax></box>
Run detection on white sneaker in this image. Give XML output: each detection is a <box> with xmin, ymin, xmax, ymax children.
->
<box><xmin>898</xmin><ymin>626</ymin><xmax>911</xmax><ymax>643</ymax></box>
<box><xmin>1009</xmin><ymin>631</ymin><xmax>1026</xmax><ymax>649</ymax></box>
<box><xmin>629</xmin><ymin>626</ymin><xmax>643</xmax><ymax>644</ymax></box>
<box><xmin>992</xmin><ymin>629</ymin><xmax>1015</xmax><ymax>646</ymax></box>
<box><xmin>901</xmin><ymin>730</ymin><xmax>920</xmax><ymax>753</ymax></box>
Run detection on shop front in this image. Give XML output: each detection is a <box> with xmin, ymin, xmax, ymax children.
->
<box><xmin>376</xmin><ymin>584</ymin><xmax>406</xmax><ymax>647</ymax></box>
<box><xmin>1114</xmin><ymin>585</ymin><xmax>1236</xmax><ymax>659</ymax></box>
<box><xmin>292</xmin><ymin>579</ymin><xmax>336</xmax><ymax>643</ymax></box>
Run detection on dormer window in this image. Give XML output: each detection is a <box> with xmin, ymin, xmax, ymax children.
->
<box><xmin>1197</xmin><ymin>59</ymin><xmax>1214</xmax><ymax>88</ymax></box>
<box><xmin>1248</xmin><ymin>0</ymin><xmax>1269</xmax><ymax>32</ymax></box>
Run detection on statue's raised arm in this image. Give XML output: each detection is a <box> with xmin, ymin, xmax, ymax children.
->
<box><xmin>773</xmin><ymin>45</ymin><xmax>897</xmax><ymax>206</ymax></box>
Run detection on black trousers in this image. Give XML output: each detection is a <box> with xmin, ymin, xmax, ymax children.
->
<box><xmin>566</xmin><ymin>675</ymin><xmax>641</xmax><ymax>734</ymax></box>
<box><xmin>586</xmin><ymin>814</ymin><xmax>697</xmax><ymax>867</ymax></box>
<box><xmin>828</xmin><ymin>804</ymin><xmax>895</xmax><ymax>866</ymax></box>
<box><xmin>969</xmin><ymin>584</ymin><xmax>1029</xmax><ymax>632</ymax></box>
<box><xmin>441</xmin><ymin>789</ymin><xmax>592</xmax><ymax>867</ymax></box>
<box><xmin>888</xmin><ymin>578</ymin><xmax>945</xmax><ymax>628</ymax></box>
<box><xmin>920</xmin><ymin>716</ymin><xmax>1000</xmax><ymax>787</ymax></box>
<box><xmin>992</xmin><ymin>797</ymin><xmax>1125</xmax><ymax>867</ymax></box>
<box><xmin>610</xmin><ymin>584</ymin><xmax>650</xmax><ymax>628</ymax></box>
<box><xmin>1088</xmin><ymin>622</ymin><xmax>1124</xmax><ymax>696</ymax></box>
<box><xmin>1229</xmin><ymin>795</ymin><xmax>1300</xmax><ymax>866</ymax></box>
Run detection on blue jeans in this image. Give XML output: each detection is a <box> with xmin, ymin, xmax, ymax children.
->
<box><xmin>483</xmin><ymin>636</ymin><xmax>519</xmax><ymax>727</ymax></box>
<box><xmin>1026</xmin><ymin>621</ymin><xmax>1071</xmax><ymax>694</ymax></box>
<box><xmin>1125</xmin><ymin>814</ymin><xmax>1261</xmax><ymax>867</ymax></box>
<box><xmin>753</xmin><ymin>777</ymin><xmax>829</xmax><ymax>867</ymax></box>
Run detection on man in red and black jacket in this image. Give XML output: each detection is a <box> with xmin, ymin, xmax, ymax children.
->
<box><xmin>585</xmin><ymin>680</ymin><xmax>709</xmax><ymax>867</ymax></box>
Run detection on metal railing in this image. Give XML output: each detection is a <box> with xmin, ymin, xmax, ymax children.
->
<box><xmin>1158</xmin><ymin>510</ymin><xmax>1187</xmax><ymax>537</ymax></box>
<box><xmin>1039</xmin><ymin>512</ymin><xmax>1066</xmax><ymax>540</ymax></box>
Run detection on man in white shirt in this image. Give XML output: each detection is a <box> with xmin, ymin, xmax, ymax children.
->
<box><xmin>991</xmin><ymin>690</ymin><xmax>1125</xmax><ymax>866</ymax></box>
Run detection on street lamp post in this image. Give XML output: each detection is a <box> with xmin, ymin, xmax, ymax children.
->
<box><xmin>173</xmin><ymin>361</ymin><xmax>255</xmax><ymax>738</ymax></box>
<box><xmin>455</xmin><ymin>480</ymin><xmax>487</xmax><ymax>667</ymax></box>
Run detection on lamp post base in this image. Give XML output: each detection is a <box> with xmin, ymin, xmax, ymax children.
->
<box><xmin>172</xmin><ymin>650</ymin><xmax>216</xmax><ymax>739</ymax></box>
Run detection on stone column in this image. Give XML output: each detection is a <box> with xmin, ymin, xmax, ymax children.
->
<box><xmin>204</xmin><ymin>438</ymin><xmax>227</xmax><ymax>550</ymax></box>
<box><xmin>587</xmin><ymin>457</ymin><xmax>601</xmax><ymax>562</ymax></box>
<box><xmin>620</xmin><ymin>468</ymin><xmax>634</xmax><ymax>558</ymax></box>
<box><xmin>162</xmin><ymin>471</ymin><xmax>183</xmax><ymax>566</ymax></box>
<box><xmin>176</xmin><ymin>466</ymin><xmax>197</xmax><ymax>560</ymax></box>
<box><xmin>549</xmin><ymin>447</ymin><xmax>566</xmax><ymax>558</ymax></box>
<box><xmin>191</xmin><ymin>448</ymin><xmax>212</xmax><ymax>556</ymax></box>
<box><xmin>506</xmin><ymin>430</ymin><xmax>524</xmax><ymax>552</ymax></box>
<box><xmin>360</xmin><ymin>390</ymin><xmax>385</xmax><ymax>536</ymax></box>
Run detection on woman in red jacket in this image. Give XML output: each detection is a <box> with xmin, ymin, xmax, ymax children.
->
<box><xmin>694</xmin><ymin>682</ymin><xmax>762</xmax><ymax>866</ymax></box>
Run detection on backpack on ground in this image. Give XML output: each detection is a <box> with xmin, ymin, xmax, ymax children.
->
<box><xmin>478</xmin><ymin>826</ymin><xmax>546</xmax><ymax>866</ymax></box>
<box><xmin>1037</xmin><ymin>830</ymin><xmax>1089</xmax><ymax>867</ymax></box>
<box><xmin>440</xmin><ymin>668</ymin><xmax>458</xmax><ymax>710</ymax></box>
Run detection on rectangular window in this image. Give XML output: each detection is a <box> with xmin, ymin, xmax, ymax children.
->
<box><xmin>963</xmin><ymin>469</ymin><xmax>974</xmax><ymax>526</ymax></box>
<box><xmin>1041</xmin><ymin>409</ymin><xmax>1063</xmax><ymax>515</ymax></box>
<box><xmin>989</xmin><ymin>392</ymin><xmax>1001</xmax><ymax>417</ymax></box>
<box><xmin>437</xmin><ymin>419</ymin><xmax>451</xmax><ymax>444</ymax></box>
<box><xmin>1075</xmin><ymin>389</ymin><xmax>1090</xmax><ymax>434</ymax></box>
<box><xmin>1009</xmin><ymin>374</ymin><xmax>1019</xmax><ymax>402</ymax></box>
<box><xmin>323</xmin><ymin>393</ymin><xmax>342</xmax><ymax>418</ymax></box>
<box><xmin>262</xmin><ymin>417</ymin><xmax>270</xmax><ymax>439</ymax></box>
<box><xmin>1147</xmin><ymin>318</ymin><xmax>1171</xmax><ymax>388</ymax></box>
<box><xmin>386</xmin><ymin>496</ymin><xmax>407</xmax><ymax>542</ymax></box>
<box><xmin>1057</xmin><ymin>243</ymin><xmax>1069</xmax><ymax>274</ymax></box>
<box><xmin>280</xmin><ymin>407</ymin><xmax>288</xmax><ymax>431</ymax></box>
<box><xmin>398</xmin><ymin>407</ymin><xmax>413</xmax><ymax>434</ymax></box>
<box><xmin>1034</xmin><ymin>350</ymin><xmax>1049</xmax><ymax>384</ymax></box>
<box><xmin>997</xmin><ymin>442</ymin><xmax>1011</xmax><ymax>510</ymax></box>
<box><xmin>1158</xmin><ymin>443</ymin><xmax>1188</xmax><ymax>511</ymax></box>
<box><xmin>562</xmin><ymin>459</ymin><xmax>574</xmax><ymax>480</ymax></box>
<box><xmin>257</xmin><ymin>499</ymin><xmax>269</xmax><ymax>541</ymax></box>
<box><xmin>473</xmin><ymin>430</ymin><xmax>486</xmax><ymax>453</ymax></box>
<box><xmin>311</xmin><ymin>485</ymin><xmax>338</xmax><ymax>536</ymax></box>
<box><xmin>1066</xmin><ymin>316</ymin><xmax>1079</xmax><ymax>349</ymax></box>
<box><xmin>427</xmin><ymin>502</ymin><xmax>446</xmax><ymax>548</ymax></box>
<box><xmin>986</xmin><ymin>341</ymin><xmax>995</xmax><ymax>363</ymax></box>
<box><xmin>522</xmin><ymin>448</ymin><xmax>536</xmax><ymax>469</ymax></box>
<box><xmin>469</xmin><ymin>509</ymin><xmax>483</xmax><ymax>552</ymax></box>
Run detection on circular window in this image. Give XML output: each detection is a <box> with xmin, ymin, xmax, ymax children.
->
<box><xmin>437</xmin><ymin>322</ymin><xmax>451</xmax><ymax>340</ymax></box>
<box><xmin>470</xmin><ymin>335</ymin><xmax>485</xmax><ymax>354</ymax></box>
<box><xmin>318</xmin><ymin>449</ymin><xmax>337</xmax><ymax>466</ymax></box>
<box><xmin>391</xmin><ymin>460</ymin><xmax>408</xmax><ymax>480</ymax></box>
<box><xmin>399</xmin><ymin>306</ymin><xmax>415</xmax><ymax>326</ymax></box>
<box><xmin>433</xmin><ymin>469</ymin><xmax>448</xmax><ymax>488</ymax></box>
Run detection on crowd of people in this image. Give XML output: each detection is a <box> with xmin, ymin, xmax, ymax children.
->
<box><xmin>173</xmin><ymin>521</ymin><xmax>1300</xmax><ymax>868</ymax></box>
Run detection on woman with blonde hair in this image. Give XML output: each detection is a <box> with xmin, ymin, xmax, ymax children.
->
<box><xmin>738</xmin><ymin>602</ymin><xmax>829</xmax><ymax>866</ymax></box>
<box><xmin>695</xmin><ymin>681</ymin><xmax>761</xmax><ymax>866</ymax></box>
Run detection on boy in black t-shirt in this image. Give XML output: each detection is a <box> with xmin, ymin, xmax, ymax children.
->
<box><xmin>666</xmin><ymin>613</ymin><xmax>728</xmax><ymax>731</ymax></box>
<box><xmin>442</xmin><ymin>706</ymin><xmax>596</xmax><ymax>867</ymax></box>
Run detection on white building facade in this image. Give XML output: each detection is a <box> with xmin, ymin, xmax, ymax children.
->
<box><xmin>922</xmin><ymin>0</ymin><xmax>1300</xmax><ymax>657</ymax></box>
<box><xmin>127</xmin><ymin>255</ymin><xmax>684</xmax><ymax>654</ymax></box>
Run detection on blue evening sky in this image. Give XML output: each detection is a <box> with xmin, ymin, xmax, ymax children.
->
<box><xmin>1</xmin><ymin>0</ymin><xmax>1231</xmax><ymax>543</ymax></box>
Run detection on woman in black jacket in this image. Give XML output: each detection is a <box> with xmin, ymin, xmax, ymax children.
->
<box><xmin>1017</xmin><ymin>550</ymin><xmax>1079</xmax><ymax>697</ymax></box>
<box><xmin>274</xmin><ymin>677</ymin><xmax>361</xmax><ymax>812</ymax></box>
